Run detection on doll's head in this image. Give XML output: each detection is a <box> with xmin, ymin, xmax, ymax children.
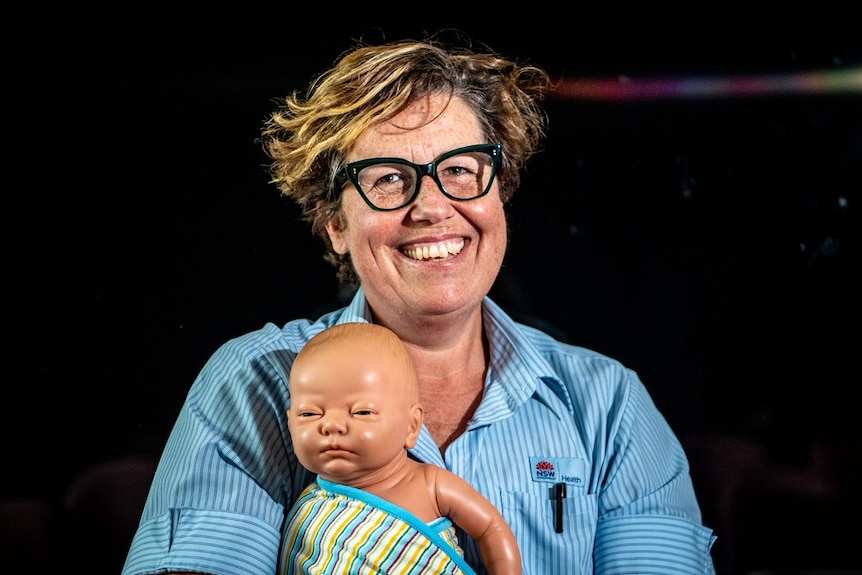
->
<box><xmin>287</xmin><ymin>323</ymin><xmax>423</xmax><ymax>483</ymax></box>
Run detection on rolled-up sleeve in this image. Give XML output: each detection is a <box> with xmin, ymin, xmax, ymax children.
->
<box><xmin>123</xmin><ymin>508</ymin><xmax>281</xmax><ymax>575</ymax></box>
<box><xmin>594</xmin><ymin>372</ymin><xmax>717</xmax><ymax>574</ymax></box>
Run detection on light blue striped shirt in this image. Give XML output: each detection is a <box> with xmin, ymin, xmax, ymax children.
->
<box><xmin>122</xmin><ymin>287</ymin><xmax>716</xmax><ymax>575</ymax></box>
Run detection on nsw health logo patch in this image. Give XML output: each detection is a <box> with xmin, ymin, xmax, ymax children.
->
<box><xmin>529</xmin><ymin>456</ymin><xmax>585</xmax><ymax>486</ymax></box>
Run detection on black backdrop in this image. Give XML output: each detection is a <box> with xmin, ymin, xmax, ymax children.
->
<box><xmin>7</xmin><ymin>11</ymin><xmax>862</xmax><ymax>574</ymax></box>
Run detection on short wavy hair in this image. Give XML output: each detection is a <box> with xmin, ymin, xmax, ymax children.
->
<box><xmin>260</xmin><ymin>35</ymin><xmax>550</xmax><ymax>288</ymax></box>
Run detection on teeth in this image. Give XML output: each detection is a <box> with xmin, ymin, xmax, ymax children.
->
<box><xmin>404</xmin><ymin>239</ymin><xmax>465</xmax><ymax>260</ymax></box>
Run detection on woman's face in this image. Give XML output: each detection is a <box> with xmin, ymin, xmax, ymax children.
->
<box><xmin>326</xmin><ymin>95</ymin><xmax>507</xmax><ymax>324</ymax></box>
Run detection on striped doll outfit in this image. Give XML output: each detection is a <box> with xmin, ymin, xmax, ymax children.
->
<box><xmin>280</xmin><ymin>477</ymin><xmax>476</xmax><ymax>574</ymax></box>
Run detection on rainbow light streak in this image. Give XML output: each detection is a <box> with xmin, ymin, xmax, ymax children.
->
<box><xmin>550</xmin><ymin>67</ymin><xmax>862</xmax><ymax>101</ymax></box>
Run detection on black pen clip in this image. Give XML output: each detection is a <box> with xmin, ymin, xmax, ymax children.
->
<box><xmin>549</xmin><ymin>482</ymin><xmax>566</xmax><ymax>533</ymax></box>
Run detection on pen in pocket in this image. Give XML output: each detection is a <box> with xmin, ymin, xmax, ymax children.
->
<box><xmin>550</xmin><ymin>482</ymin><xmax>566</xmax><ymax>533</ymax></box>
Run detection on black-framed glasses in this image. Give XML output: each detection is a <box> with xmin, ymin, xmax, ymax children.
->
<box><xmin>333</xmin><ymin>143</ymin><xmax>503</xmax><ymax>211</ymax></box>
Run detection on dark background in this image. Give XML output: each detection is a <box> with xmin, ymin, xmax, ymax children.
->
<box><xmin>6</xmin><ymin>11</ymin><xmax>861</xmax><ymax>575</ymax></box>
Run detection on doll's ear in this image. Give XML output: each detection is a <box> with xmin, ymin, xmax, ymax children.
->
<box><xmin>404</xmin><ymin>403</ymin><xmax>424</xmax><ymax>449</ymax></box>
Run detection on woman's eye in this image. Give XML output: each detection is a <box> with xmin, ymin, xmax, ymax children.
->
<box><xmin>379</xmin><ymin>173</ymin><xmax>402</xmax><ymax>185</ymax></box>
<box><xmin>443</xmin><ymin>165</ymin><xmax>470</xmax><ymax>176</ymax></box>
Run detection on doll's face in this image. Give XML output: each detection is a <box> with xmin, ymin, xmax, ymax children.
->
<box><xmin>287</xmin><ymin>325</ymin><xmax>423</xmax><ymax>485</ymax></box>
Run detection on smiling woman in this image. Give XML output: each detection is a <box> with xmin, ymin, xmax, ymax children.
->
<box><xmin>121</xmin><ymin>36</ymin><xmax>717</xmax><ymax>575</ymax></box>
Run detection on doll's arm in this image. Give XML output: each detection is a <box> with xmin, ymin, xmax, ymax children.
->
<box><xmin>432</xmin><ymin>467</ymin><xmax>523</xmax><ymax>575</ymax></box>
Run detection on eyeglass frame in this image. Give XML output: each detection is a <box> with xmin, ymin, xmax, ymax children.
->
<box><xmin>332</xmin><ymin>143</ymin><xmax>503</xmax><ymax>211</ymax></box>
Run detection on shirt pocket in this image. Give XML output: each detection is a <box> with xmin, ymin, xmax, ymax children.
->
<box><xmin>498</xmin><ymin>488</ymin><xmax>598</xmax><ymax>574</ymax></box>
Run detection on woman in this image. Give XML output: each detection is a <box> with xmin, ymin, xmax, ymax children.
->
<box><xmin>122</xmin><ymin>36</ymin><xmax>716</xmax><ymax>575</ymax></box>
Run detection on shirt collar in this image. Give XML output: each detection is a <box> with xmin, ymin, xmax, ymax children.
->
<box><xmin>333</xmin><ymin>287</ymin><xmax>372</xmax><ymax>324</ymax></box>
<box><xmin>481</xmin><ymin>297</ymin><xmax>575</xmax><ymax>420</ymax></box>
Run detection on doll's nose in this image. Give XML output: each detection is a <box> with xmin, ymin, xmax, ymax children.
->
<box><xmin>320</xmin><ymin>418</ymin><xmax>346</xmax><ymax>435</ymax></box>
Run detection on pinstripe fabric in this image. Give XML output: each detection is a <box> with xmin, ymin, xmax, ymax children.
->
<box><xmin>280</xmin><ymin>479</ymin><xmax>474</xmax><ymax>574</ymax></box>
<box><xmin>122</xmin><ymin>288</ymin><xmax>716</xmax><ymax>575</ymax></box>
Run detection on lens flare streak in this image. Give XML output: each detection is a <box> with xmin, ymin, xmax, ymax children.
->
<box><xmin>550</xmin><ymin>68</ymin><xmax>862</xmax><ymax>101</ymax></box>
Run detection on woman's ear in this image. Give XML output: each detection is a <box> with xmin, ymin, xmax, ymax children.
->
<box><xmin>404</xmin><ymin>404</ymin><xmax>424</xmax><ymax>449</ymax></box>
<box><xmin>325</xmin><ymin>216</ymin><xmax>349</xmax><ymax>255</ymax></box>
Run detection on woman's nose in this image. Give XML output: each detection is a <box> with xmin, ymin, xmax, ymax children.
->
<box><xmin>409</xmin><ymin>176</ymin><xmax>453</xmax><ymax>221</ymax></box>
